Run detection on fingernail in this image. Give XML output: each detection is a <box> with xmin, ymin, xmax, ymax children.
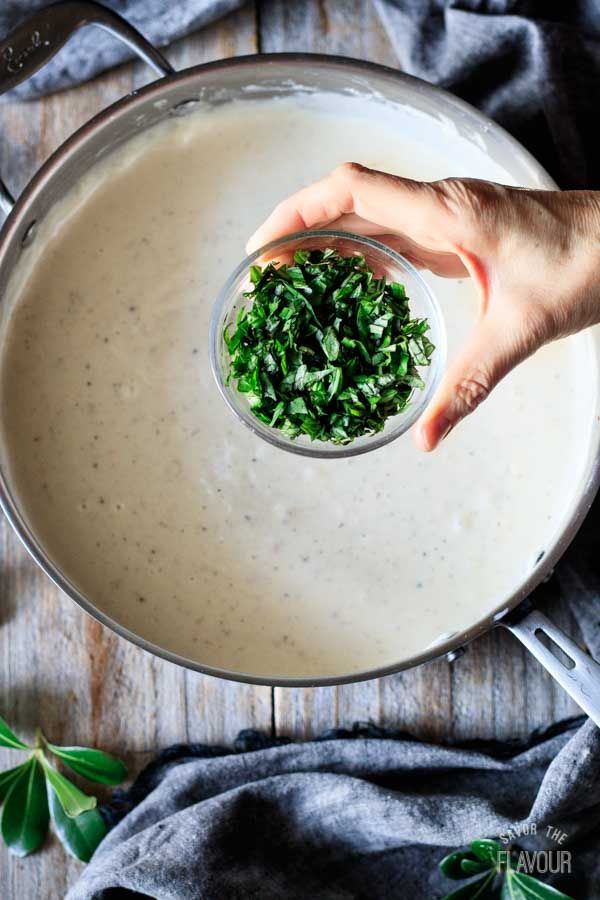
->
<box><xmin>247</xmin><ymin>225</ymin><xmax>268</xmax><ymax>255</ymax></box>
<box><xmin>419</xmin><ymin>416</ymin><xmax>453</xmax><ymax>451</ymax></box>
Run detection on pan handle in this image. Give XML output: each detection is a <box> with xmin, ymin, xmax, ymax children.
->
<box><xmin>0</xmin><ymin>0</ymin><xmax>174</xmax><ymax>216</ymax></box>
<box><xmin>503</xmin><ymin>605</ymin><xmax>600</xmax><ymax>726</ymax></box>
<box><xmin>0</xmin><ymin>178</ymin><xmax>12</xmax><ymax>218</ymax></box>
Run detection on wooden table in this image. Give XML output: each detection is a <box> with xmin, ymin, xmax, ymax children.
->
<box><xmin>0</xmin><ymin>2</ymin><xmax>581</xmax><ymax>896</ymax></box>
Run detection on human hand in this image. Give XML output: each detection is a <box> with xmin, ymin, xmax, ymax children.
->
<box><xmin>247</xmin><ymin>164</ymin><xmax>600</xmax><ymax>450</ymax></box>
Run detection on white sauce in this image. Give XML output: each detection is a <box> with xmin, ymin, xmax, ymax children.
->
<box><xmin>0</xmin><ymin>93</ymin><xmax>596</xmax><ymax>678</ymax></box>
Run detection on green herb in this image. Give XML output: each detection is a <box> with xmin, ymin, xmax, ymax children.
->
<box><xmin>439</xmin><ymin>838</ymin><xmax>574</xmax><ymax>899</ymax></box>
<box><xmin>45</xmin><ymin>743</ymin><xmax>128</xmax><ymax>786</ymax></box>
<box><xmin>0</xmin><ymin>713</ymin><xmax>127</xmax><ymax>861</ymax></box>
<box><xmin>2</xmin><ymin>757</ymin><xmax>50</xmax><ymax>858</ymax></box>
<box><xmin>46</xmin><ymin>789</ymin><xmax>107</xmax><ymax>864</ymax></box>
<box><xmin>224</xmin><ymin>248</ymin><xmax>434</xmax><ymax>445</ymax></box>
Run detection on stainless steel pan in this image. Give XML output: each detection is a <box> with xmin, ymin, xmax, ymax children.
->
<box><xmin>1</xmin><ymin>1</ymin><xmax>600</xmax><ymax>721</ymax></box>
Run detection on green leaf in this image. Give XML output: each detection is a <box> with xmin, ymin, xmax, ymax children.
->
<box><xmin>0</xmin><ymin>715</ymin><xmax>30</xmax><ymax>751</ymax></box>
<box><xmin>47</xmin><ymin>782</ymin><xmax>107</xmax><ymax>862</ymax></box>
<box><xmin>462</xmin><ymin>858</ymin><xmax>495</xmax><ymax>876</ymax></box>
<box><xmin>471</xmin><ymin>839</ymin><xmax>502</xmax><ymax>865</ymax></box>
<box><xmin>0</xmin><ymin>763</ymin><xmax>30</xmax><ymax>803</ymax></box>
<box><xmin>269</xmin><ymin>400</ymin><xmax>285</xmax><ymax>427</ymax></box>
<box><xmin>443</xmin><ymin>870</ymin><xmax>498</xmax><ymax>899</ymax></box>
<box><xmin>441</xmin><ymin>850</ymin><xmax>489</xmax><ymax>880</ymax></box>
<box><xmin>46</xmin><ymin>744</ymin><xmax>127</xmax><ymax>786</ymax></box>
<box><xmin>327</xmin><ymin>367</ymin><xmax>343</xmax><ymax>401</ymax></box>
<box><xmin>288</xmin><ymin>397</ymin><xmax>308</xmax><ymax>416</ymax></box>
<box><xmin>1</xmin><ymin>758</ymin><xmax>49</xmax><ymax>856</ymax></box>
<box><xmin>39</xmin><ymin>758</ymin><xmax>97</xmax><ymax>818</ymax></box>
<box><xmin>502</xmin><ymin>872</ymin><xmax>573</xmax><ymax>900</ymax></box>
<box><xmin>390</xmin><ymin>281</ymin><xmax>406</xmax><ymax>299</ymax></box>
<box><xmin>321</xmin><ymin>326</ymin><xmax>340</xmax><ymax>361</ymax></box>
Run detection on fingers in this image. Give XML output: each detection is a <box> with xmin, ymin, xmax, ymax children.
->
<box><xmin>248</xmin><ymin>164</ymin><xmax>541</xmax><ymax>452</ymax></box>
<box><xmin>247</xmin><ymin>163</ymin><xmax>465</xmax><ymax>255</ymax></box>
<box><xmin>414</xmin><ymin>312</ymin><xmax>541</xmax><ymax>452</ymax></box>
<box><xmin>368</xmin><ymin>233</ymin><xmax>469</xmax><ymax>278</ymax></box>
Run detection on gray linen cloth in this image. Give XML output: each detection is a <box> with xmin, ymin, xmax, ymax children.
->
<box><xmin>1</xmin><ymin>2</ymin><xmax>598</xmax><ymax>897</ymax></box>
<box><xmin>67</xmin><ymin>716</ymin><xmax>600</xmax><ymax>899</ymax></box>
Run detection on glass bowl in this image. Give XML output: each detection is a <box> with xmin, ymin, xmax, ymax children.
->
<box><xmin>209</xmin><ymin>230</ymin><xmax>447</xmax><ymax>459</ymax></box>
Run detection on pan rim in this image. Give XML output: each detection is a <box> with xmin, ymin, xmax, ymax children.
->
<box><xmin>1</xmin><ymin>51</ymin><xmax>598</xmax><ymax>687</ymax></box>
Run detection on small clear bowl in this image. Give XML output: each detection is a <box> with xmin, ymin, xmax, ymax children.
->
<box><xmin>209</xmin><ymin>230</ymin><xmax>446</xmax><ymax>459</ymax></box>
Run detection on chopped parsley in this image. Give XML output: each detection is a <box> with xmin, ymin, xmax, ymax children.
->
<box><xmin>223</xmin><ymin>248</ymin><xmax>434</xmax><ymax>445</ymax></box>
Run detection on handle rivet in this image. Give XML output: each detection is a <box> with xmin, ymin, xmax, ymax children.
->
<box><xmin>445</xmin><ymin>646</ymin><xmax>466</xmax><ymax>663</ymax></box>
<box><xmin>171</xmin><ymin>99</ymin><xmax>199</xmax><ymax>118</ymax></box>
<box><xmin>21</xmin><ymin>220</ymin><xmax>37</xmax><ymax>247</ymax></box>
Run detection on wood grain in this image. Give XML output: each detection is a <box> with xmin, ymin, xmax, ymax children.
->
<box><xmin>0</xmin><ymin>6</ymin><xmax>270</xmax><ymax>898</ymax></box>
<box><xmin>0</xmin><ymin>1</ymin><xmax>581</xmax><ymax>897</ymax></box>
<box><xmin>258</xmin><ymin>0</ymin><xmax>397</xmax><ymax>65</ymax></box>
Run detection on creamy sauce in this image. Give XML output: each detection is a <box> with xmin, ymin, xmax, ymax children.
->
<box><xmin>0</xmin><ymin>94</ymin><xmax>596</xmax><ymax>678</ymax></box>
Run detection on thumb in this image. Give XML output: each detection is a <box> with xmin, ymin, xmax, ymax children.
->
<box><xmin>415</xmin><ymin>312</ymin><xmax>538</xmax><ymax>452</ymax></box>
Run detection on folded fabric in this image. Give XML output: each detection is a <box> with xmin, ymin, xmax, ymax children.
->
<box><xmin>67</xmin><ymin>720</ymin><xmax>600</xmax><ymax>899</ymax></box>
<box><xmin>376</xmin><ymin>0</ymin><xmax>600</xmax><ymax>189</ymax></box>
